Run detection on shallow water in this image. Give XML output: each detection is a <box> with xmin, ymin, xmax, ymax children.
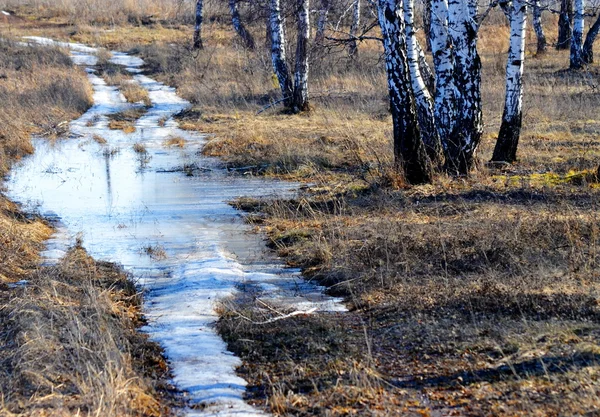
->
<box><xmin>7</xmin><ymin>38</ymin><xmax>345</xmax><ymax>416</ymax></box>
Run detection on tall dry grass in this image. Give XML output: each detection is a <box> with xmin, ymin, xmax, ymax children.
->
<box><xmin>0</xmin><ymin>246</ymin><xmax>174</xmax><ymax>416</ymax></box>
<box><xmin>0</xmin><ymin>39</ymin><xmax>91</xmax><ymax>283</ymax></box>
<box><xmin>0</xmin><ymin>0</ymin><xmax>192</xmax><ymax>25</ymax></box>
<box><xmin>0</xmin><ymin>40</ymin><xmax>92</xmax><ymax>176</ymax></box>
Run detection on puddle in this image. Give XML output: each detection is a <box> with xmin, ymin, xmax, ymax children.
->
<box><xmin>7</xmin><ymin>38</ymin><xmax>345</xmax><ymax>416</ymax></box>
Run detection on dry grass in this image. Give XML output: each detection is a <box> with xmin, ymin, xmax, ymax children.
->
<box><xmin>4</xmin><ymin>3</ymin><xmax>600</xmax><ymax>415</ymax></box>
<box><xmin>0</xmin><ymin>197</ymin><xmax>52</xmax><ymax>284</ymax></box>
<box><xmin>133</xmin><ymin>142</ymin><xmax>148</xmax><ymax>153</ymax></box>
<box><xmin>0</xmin><ymin>0</ymin><xmax>190</xmax><ymax>26</ymax></box>
<box><xmin>222</xmin><ymin>181</ymin><xmax>600</xmax><ymax>415</ymax></box>
<box><xmin>0</xmin><ymin>39</ymin><xmax>90</xmax><ymax>283</ymax></box>
<box><xmin>93</xmin><ymin>134</ymin><xmax>108</xmax><ymax>144</ymax></box>
<box><xmin>108</xmin><ymin>107</ymin><xmax>147</xmax><ymax>133</ymax></box>
<box><xmin>0</xmin><ymin>245</ymin><xmax>179</xmax><ymax>416</ymax></box>
<box><xmin>0</xmin><ymin>39</ymin><xmax>92</xmax><ymax>176</ymax></box>
<box><xmin>163</xmin><ymin>136</ymin><xmax>186</xmax><ymax>148</ymax></box>
<box><xmin>121</xmin><ymin>80</ymin><xmax>152</xmax><ymax>106</ymax></box>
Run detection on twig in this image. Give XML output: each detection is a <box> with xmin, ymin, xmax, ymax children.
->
<box><xmin>237</xmin><ymin>307</ymin><xmax>318</xmax><ymax>325</ymax></box>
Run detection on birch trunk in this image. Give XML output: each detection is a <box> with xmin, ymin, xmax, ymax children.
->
<box><xmin>582</xmin><ymin>14</ymin><xmax>600</xmax><ymax>63</ymax></box>
<box><xmin>570</xmin><ymin>0</ymin><xmax>584</xmax><ymax>68</ymax></box>
<box><xmin>377</xmin><ymin>0</ymin><xmax>432</xmax><ymax>184</ymax></box>
<box><xmin>468</xmin><ymin>0</ymin><xmax>478</xmax><ymax>19</ymax></box>
<box><xmin>492</xmin><ymin>0</ymin><xmax>527</xmax><ymax>163</ymax></box>
<box><xmin>292</xmin><ymin>0</ymin><xmax>310</xmax><ymax>112</ymax></box>
<box><xmin>557</xmin><ymin>0</ymin><xmax>573</xmax><ymax>50</ymax></box>
<box><xmin>404</xmin><ymin>0</ymin><xmax>442</xmax><ymax>163</ymax></box>
<box><xmin>446</xmin><ymin>0</ymin><xmax>483</xmax><ymax>175</ymax></box>
<box><xmin>430</xmin><ymin>0</ymin><xmax>456</xmax><ymax>148</ymax></box>
<box><xmin>193</xmin><ymin>0</ymin><xmax>204</xmax><ymax>50</ymax></box>
<box><xmin>229</xmin><ymin>0</ymin><xmax>256</xmax><ymax>49</ymax></box>
<box><xmin>349</xmin><ymin>0</ymin><xmax>361</xmax><ymax>55</ymax></box>
<box><xmin>423</xmin><ymin>0</ymin><xmax>432</xmax><ymax>51</ymax></box>
<box><xmin>315</xmin><ymin>0</ymin><xmax>330</xmax><ymax>42</ymax></box>
<box><xmin>532</xmin><ymin>0</ymin><xmax>546</xmax><ymax>54</ymax></box>
<box><xmin>417</xmin><ymin>40</ymin><xmax>435</xmax><ymax>93</ymax></box>
<box><xmin>269</xmin><ymin>0</ymin><xmax>293</xmax><ymax>106</ymax></box>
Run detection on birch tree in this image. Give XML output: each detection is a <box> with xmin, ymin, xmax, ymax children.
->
<box><xmin>404</xmin><ymin>0</ymin><xmax>443</xmax><ymax>163</ymax></box>
<box><xmin>292</xmin><ymin>0</ymin><xmax>310</xmax><ymax>112</ymax></box>
<box><xmin>582</xmin><ymin>14</ymin><xmax>600</xmax><ymax>63</ymax></box>
<box><xmin>446</xmin><ymin>0</ymin><xmax>483</xmax><ymax>174</ymax></box>
<box><xmin>377</xmin><ymin>0</ymin><xmax>432</xmax><ymax>184</ymax></box>
<box><xmin>423</xmin><ymin>0</ymin><xmax>433</xmax><ymax>51</ymax></box>
<box><xmin>570</xmin><ymin>0</ymin><xmax>585</xmax><ymax>68</ymax></box>
<box><xmin>268</xmin><ymin>0</ymin><xmax>311</xmax><ymax>113</ymax></box>
<box><xmin>557</xmin><ymin>0</ymin><xmax>573</xmax><ymax>49</ymax></box>
<box><xmin>193</xmin><ymin>0</ymin><xmax>204</xmax><ymax>49</ymax></box>
<box><xmin>532</xmin><ymin>0</ymin><xmax>546</xmax><ymax>54</ymax></box>
<box><xmin>315</xmin><ymin>0</ymin><xmax>330</xmax><ymax>42</ymax></box>
<box><xmin>349</xmin><ymin>0</ymin><xmax>361</xmax><ymax>55</ymax></box>
<box><xmin>269</xmin><ymin>0</ymin><xmax>293</xmax><ymax>106</ymax></box>
<box><xmin>229</xmin><ymin>0</ymin><xmax>256</xmax><ymax>49</ymax></box>
<box><xmin>430</xmin><ymin>0</ymin><xmax>455</xmax><ymax>146</ymax></box>
<box><xmin>492</xmin><ymin>0</ymin><xmax>527</xmax><ymax>163</ymax></box>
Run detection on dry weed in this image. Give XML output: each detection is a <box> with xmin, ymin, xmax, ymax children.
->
<box><xmin>0</xmin><ymin>246</ymin><xmax>178</xmax><ymax>416</ymax></box>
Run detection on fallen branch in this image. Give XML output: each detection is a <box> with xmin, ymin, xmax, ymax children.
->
<box><xmin>237</xmin><ymin>307</ymin><xmax>318</xmax><ymax>325</ymax></box>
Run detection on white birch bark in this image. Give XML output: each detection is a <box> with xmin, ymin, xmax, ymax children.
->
<box><xmin>404</xmin><ymin>0</ymin><xmax>442</xmax><ymax>162</ymax></box>
<box><xmin>532</xmin><ymin>0</ymin><xmax>546</xmax><ymax>54</ymax></box>
<box><xmin>468</xmin><ymin>0</ymin><xmax>478</xmax><ymax>19</ymax></box>
<box><xmin>193</xmin><ymin>0</ymin><xmax>204</xmax><ymax>49</ymax></box>
<box><xmin>492</xmin><ymin>0</ymin><xmax>527</xmax><ymax>162</ymax></box>
<box><xmin>570</xmin><ymin>0</ymin><xmax>584</xmax><ymax>68</ymax></box>
<box><xmin>269</xmin><ymin>0</ymin><xmax>293</xmax><ymax>104</ymax></box>
<box><xmin>416</xmin><ymin>40</ymin><xmax>435</xmax><ymax>93</ymax></box>
<box><xmin>430</xmin><ymin>0</ymin><xmax>455</xmax><ymax>149</ymax></box>
<box><xmin>377</xmin><ymin>0</ymin><xmax>432</xmax><ymax>183</ymax></box>
<box><xmin>447</xmin><ymin>0</ymin><xmax>483</xmax><ymax>174</ymax></box>
<box><xmin>292</xmin><ymin>0</ymin><xmax>310</xmax><ymax>112</ymax></box>
<box><xmin>349</xmin><ymin>0</ymin><xmax>361</xmax><ymax>55</ymax></box>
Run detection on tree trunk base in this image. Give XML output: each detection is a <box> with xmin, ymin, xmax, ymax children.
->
<box><xmin>492</xmin><ymin>114</ymin><xmax>522</xmax><ymax>163</ymax></box>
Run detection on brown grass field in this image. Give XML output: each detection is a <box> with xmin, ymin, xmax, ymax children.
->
<box><xmin>2</xmin><ymin>0</ymin><xmax>600</xmax><ymax>415</ymax></box>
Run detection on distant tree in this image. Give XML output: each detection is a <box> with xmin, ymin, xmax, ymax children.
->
<box><xmin>268</xmin><ymin>0</ymin><xmax>311</xmax><ymax>113</ymax></box>
<box><xmin>269</xmin><ymin>0</ymin><xmax>293</xmax><ymax>106</ymax></box>
<box><xmin>492</xmin><ymin>0</ymin><xmax>527</xmax><ymax>163</ymax></box>
<box><xmin>532</xmin><ymin>0</ymin><xmax>546</xmax><ymax>54</ymax></box>
<box><xmin>229</xmin><ymin>0</ymin><xmax>256</xmax><ymax>49</ymax></box>
<box><xmin>315</xmin><ymin>0</ymin><xmax>330</xmax><ymax>43</ymax></box>
<box><xmin>193</xmin><ymin>0</ymin><xmax>204</xmax><ymax>49</ymax></box>
<box><xmin>292</xmin><ymin>0</ymin><xmax>310</xmax><ymax>112</ymax></box>
<box><xmin>348</xmin><ymin>0</ymin><xmax>361</xmax><ymax>55</ymax></box>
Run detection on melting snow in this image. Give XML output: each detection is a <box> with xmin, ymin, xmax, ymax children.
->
<box><xmin>9</xmin><ymin>37</ymin><xmax>346</xmax><ymax>416</ymax></box>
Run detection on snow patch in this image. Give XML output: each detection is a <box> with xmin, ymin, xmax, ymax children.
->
<box><xmin>8</xmin><ymin>37</ymin><xmax>346</xmax><ymax>416</ymax></box>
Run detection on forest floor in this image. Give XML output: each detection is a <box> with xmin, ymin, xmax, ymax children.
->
<box><xmin>2</xmin><ymin>3</ymin><xmax>600</xmax><ymax>416</ymax></box>
<box><xmin>0</xmin><ymin>38</ymin><xmax>180</xmax><ymax>416</ymax></box>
